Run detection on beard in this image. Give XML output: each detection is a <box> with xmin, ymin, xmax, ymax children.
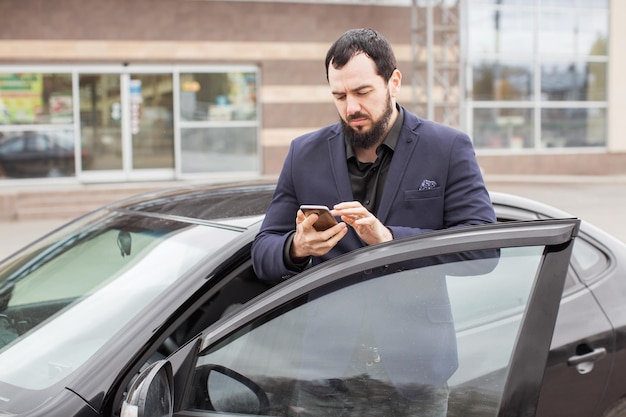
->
<box><xmin>341</xmin><ymin>94</ymin><xmax>393</xmax><ymax>150</ymax></box>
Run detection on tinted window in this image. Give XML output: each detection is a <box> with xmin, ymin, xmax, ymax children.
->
<box><xmin>186</xmin><ymin>245</ymin><xmax>548</xmax><ymax>416</ymax></box>
<box><xmin>571</xmin><ymin>237</ymin><xmax>609</xmax><ymax>284</ymax></box>
<box><xmin>0</xmin><ymin>212</ymin><xmax>241</xmax><ymax>391</ymax></box>
<box><xmin>495</xmin><ymin>205</ymin><xmax>579</xmax><ymax>292</ymax></box>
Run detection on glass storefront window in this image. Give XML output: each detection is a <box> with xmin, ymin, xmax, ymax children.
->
<box><xmin>472</xmin><ymin>108</ymin><xmax>534</xmax><ymax>149</ymax></box>
<box><xmin>467</xmin><ymin>0</ymin><xmax>533</xmax><ymax>6</ymax></box>
<box><xmin>467</xmin><ymin>7</ymin><xmax>534</xmax><ymax>57</ymax></box>
<box><xmin>467</xmin><ymin>0</ymin><xmax>609</xmax><ymax>151</ymax></box>
<box><xmin>0</xmin><ymin>129</ymin><xmax>84</xmax><ymax>178</ymax></box>
<box><xmin>471</xmin><ymin>0</ymin><xmax>608</xmax><ymax>7</ymax></box>
<box><xmin>180</xmin><ymin>72</ymin><xmax>257</xmax><ymax>122</ymax></box>
<box><xmin>0</xmin><ymin>73</ymin><xmax>73</xmax><ymax>125</ymax></box>
<box><xmin>541</xmin><ymin>107</ymin><xmax>606</xmax><ymax>147</ymax></box>
<box><xmin>180</xmin><ymin>127</ymin><xmax>258</xmax><ymax>174</ymax></box>
<box><xmin>541</xmin><ymin>62</ymin><xmax>606</xmax><ymax>101</ymax></box>
<box><xmin>79</xmin><ymin>74</ymin><xmax>123</xmax><ymax>171</ymax></box>
<box><xmin>0</xmin><ymin>66</ymin><xmax>260</xmax><ymax>181</ymax></box>
<box><xmin>0</xmin><ymin>72</ymin><xmax>77</xmax><ymax>178</ymax></box>
<box><xmin>472</xmin><ymin>61</ymin><xmax>533</xmax><ymax>101</ymax></box>
<box><xmin>542</xmin><ymin>0</ymin><xmax>608</xmax><ymax>8</ymax></box>
<box><xmin>178</xmin><ymin>70</ymin><xmax>259</xmax><ymax>176</ymax></box>
<box><xmin>538</xmin><ymin>10</ymin><xmax>608</xmax><ymax>56</ymax></box>
<box><xmin>129</xmin><ymin>74</ymin><xmax>174</xmax><ymax>170</ymax></box>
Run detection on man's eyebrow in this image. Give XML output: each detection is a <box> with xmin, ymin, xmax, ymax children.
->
<box><xmin>331</xmin><ymin>84</ymin><xmax>373</xmax><ymax>95</ymax></box>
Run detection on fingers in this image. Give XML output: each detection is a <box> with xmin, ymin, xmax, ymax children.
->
<box><xmin>332</xmin><ymin>201</ymin><xmax>365</xmax><ymax>214</ymax></box>
<box><xmin>332</xmin><ymin>201</ymin><xmax>371</xmax><ymax>227</ymax></box>
<box><xmin>292</xmin><ymin>200</ymin><xmax>391</xmax><ymax>262</ymax></box>
<box><xmin>292</xmin><ymin>211</ymin><xmax>348</xmax><ymax>259</ymax></box>
<box><xmin>296</xmin><ymin>209</ymin><xmax>315</xmax><ymax>228</ymax></box>
<box><xmin>332</xmin><ymin>201</ymin><xmax>392</xmax><ymax>245</ymax></box>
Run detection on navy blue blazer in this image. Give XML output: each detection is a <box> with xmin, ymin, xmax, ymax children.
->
<box><xmin>252</xmin><ymin>106</ymin><xmax>496</xmax><ymax>281</ymax></box>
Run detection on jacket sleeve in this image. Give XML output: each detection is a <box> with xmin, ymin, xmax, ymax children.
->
<box><xmin>442</xmin><ymin>133</ymin><xmax>496</xmax><ymax>227</ymax></box>
<box><xmin>251</xmin><ymin>142</ymin><xmax>303</xmax><ymax>282</ymax></box>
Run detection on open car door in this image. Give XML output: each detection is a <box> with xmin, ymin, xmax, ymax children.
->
<box><xmin>124</xmin><ymin>218</ymin><xmax>579</xmax><ymax>417</ymax></box>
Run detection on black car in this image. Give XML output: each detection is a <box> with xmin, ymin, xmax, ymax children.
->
<box><xmin>0</xmin><ymin>182</ymin><xmax>619</xmax><ymax>417</ymax></box>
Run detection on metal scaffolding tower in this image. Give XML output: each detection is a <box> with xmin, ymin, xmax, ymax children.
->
<box><xmin>410</xmin><ymin>0</ymin><xmax>463</xmax><ymax>128</ymax></box>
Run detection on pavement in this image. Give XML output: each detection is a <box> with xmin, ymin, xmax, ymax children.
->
<box><xmin>0</xmin><ymin>218</ymin><xmax>68</xmax><ymax>260</ymax></box>
<box><xmin>0</xmin><ymin>175</ymin><xmax>625</xmax><ymax>260</ymax></box>
<box><xmin>485</xmin><ymin>175</ymin><xmax>626</xmax><ymax>243</ymax></box>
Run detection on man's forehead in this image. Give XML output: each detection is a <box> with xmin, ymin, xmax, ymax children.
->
<box><xmin>328</xmin><ymin>54</ymin><xmax>384</xmax><ymax>89</ymax></box>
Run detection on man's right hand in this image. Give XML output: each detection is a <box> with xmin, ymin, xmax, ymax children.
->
<box><xmin>290</xmin><ymin>209</ymin><xmax>348</xmax><ymax>262</ymax></box>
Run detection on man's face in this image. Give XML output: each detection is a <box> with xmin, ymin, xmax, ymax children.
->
<box><xmin>328</xmin><ymin>53</ymin><xmax>399</xmax><ymax>149</ymax></box>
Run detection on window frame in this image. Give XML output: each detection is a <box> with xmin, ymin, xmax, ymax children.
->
<box><xmin>464</xmin><ymin>0</ymin><xmax>609</xmax><ymax>152</ymax></box>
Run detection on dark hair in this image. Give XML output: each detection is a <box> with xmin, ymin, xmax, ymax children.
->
<box><xmin>325</xmin><ymin>28</ymin><xmax>397</xmax><ymax>82</ymax></box>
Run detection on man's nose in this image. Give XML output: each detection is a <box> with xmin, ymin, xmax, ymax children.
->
<box><xmin>345</xmin><ymin>95</ymin><xmax>361</xmax><ymax>115</ymax></box>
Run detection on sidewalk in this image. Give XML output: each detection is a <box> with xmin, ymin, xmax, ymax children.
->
<box><xmin>0</xmin><ymin>218</ymin><xmax>67</xmax><ymax>260</ymax></box>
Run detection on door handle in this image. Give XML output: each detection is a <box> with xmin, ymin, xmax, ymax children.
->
<box><xmin>567</xmin><ymin>347</ymin><xmax>607</xmax><ymax>374</ymax></box>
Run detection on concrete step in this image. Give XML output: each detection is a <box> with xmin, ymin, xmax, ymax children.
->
<box><xmin>1</xmin><ymin>184</ymin><xmax>175</xmax><ymax>221</ymax></box>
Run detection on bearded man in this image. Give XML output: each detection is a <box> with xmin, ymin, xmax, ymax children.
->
<box><xmin>252</xmin><ymin>28</ymin><xmax>495</xmax><ymax>280</ymax></box>
<box><xmin>250</xmin><ymin>28</ymin><xmax>497</xmax><ymax>417</ymax></box>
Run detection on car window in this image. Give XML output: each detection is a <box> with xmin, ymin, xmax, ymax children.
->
<box><xmin>495</xmin><ymin>204</ymin><xmax>539</xmax><ymax>222</ymax></box>
<box><xmin>0</xmin><ymin>138</ymin><xmax>24</xmax><ymax>154</ymax></box>
<box><xmin>570</xmin><ymin>237</ymin><xmax>609</xmax><ymax>284</ymax></box>
<box><xmin>495</xmin><ymin>204</ymin><xmax>580</xmax><ymax>292</ymax></box>
<box><xmin>183</xmin><ymin>245</ymin><xmax>552</xmax><ymax>416</ymax></box>
<box><xmin>0</xmin><ymin>212</ymin><xmax>244</xmax><ymax>390</ymax></box>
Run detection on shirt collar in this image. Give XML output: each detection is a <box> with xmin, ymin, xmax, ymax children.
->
<box><xmin>346</xmin><ymin>104</ymin><xmax>404</xmax><ymax>160</ymax></box>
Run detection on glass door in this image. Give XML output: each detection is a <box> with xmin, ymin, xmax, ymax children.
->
<box><xmin>128</xmin><ymin>73</ymin><xmax>174</xmax><ymax>174</ymax></box>
<box><xmin>79</xmin><ymin>74</ymin><xmax>123</xmax><ymax>173</ymax></box>
<box><xmin>78</xmin><ymin>71</ymin><xmax>174</xmax><ymax>181</ymax></box>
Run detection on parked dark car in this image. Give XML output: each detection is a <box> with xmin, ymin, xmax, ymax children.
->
<box><xmin>0</xmin><ymin>182</ymin><xmax>620</xmax><ymax>417</ymax></box>
<box><xmin>0</xmin><ymin>131</ymin><xmax>92</xmax><ymax>178</ymax></box>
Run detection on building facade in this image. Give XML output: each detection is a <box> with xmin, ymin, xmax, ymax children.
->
<box><xmin>0</xmin><ymin>0</ymin><xmax>622</xmax><ymax>185</ymax></box>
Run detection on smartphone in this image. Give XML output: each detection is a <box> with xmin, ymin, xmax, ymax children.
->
<box><xmin>300</xmin><ymin>204</ymin><xmax>338</xmax><ymax>231</ymax></box>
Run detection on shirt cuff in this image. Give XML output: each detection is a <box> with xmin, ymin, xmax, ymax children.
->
<box><xmin>283</xmin><ymin>232</ymin><xmax>312</xmax><ymax>273</ymax></box>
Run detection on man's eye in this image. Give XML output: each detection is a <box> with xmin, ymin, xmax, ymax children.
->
<box><xmin>358</xmin><ymin>90</ymin><xmax>370</xmax><ymax>96</ymax></box>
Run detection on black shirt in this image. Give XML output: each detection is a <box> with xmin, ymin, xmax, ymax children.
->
<box><xmin>346</xmin><ymin>105</ymin><xmax>404</xmax><ymax>215</ymax></box>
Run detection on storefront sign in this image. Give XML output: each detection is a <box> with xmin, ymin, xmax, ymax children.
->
<box><xmin>0</xmin><ymin>73</ymin><xmax>43</xmax><ymax>123</ymax></box>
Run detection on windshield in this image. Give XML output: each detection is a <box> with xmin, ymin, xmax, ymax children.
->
<box><xmin>0</xmin><ymin>209</ymin><xmax>244</xmax><ymax>391</ymax></box>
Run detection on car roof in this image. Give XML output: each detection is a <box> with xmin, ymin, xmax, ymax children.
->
<box><xmin>489</xmin><ymin>190</ymin><xmax>575</xmax><ymax>219</ymax></box>
<box><xmin>103</xmin><ymin>181</ymin><xmax>582</xmax><ymax>231</ymax></box>
<box><xmin>104</xmin><ymin>181</ymin><xmax>276</xmax><ymax>227</ymax></box>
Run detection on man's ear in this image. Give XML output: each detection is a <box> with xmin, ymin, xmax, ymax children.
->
<box><xmin>389</xmin><ymin>69</ymin><xmax>402</xmax><ymax>98</ymax></box>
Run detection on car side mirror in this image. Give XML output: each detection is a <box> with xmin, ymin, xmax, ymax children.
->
<box><xmin>121</xmin><ymin>360</ymin><xmax>173</xmax><ymax>417</ymax></box>
<box><xmin>205</xmin><ymin>364</ymin><xmax>269</xmax><ymax>414</ymax></box>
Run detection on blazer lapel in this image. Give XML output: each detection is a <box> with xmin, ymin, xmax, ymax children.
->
<box><xmin>377</xmin><ymin>115</ymin><xmax>421</xmax><ymax>223</ymax></box>
<box><xmin>327</xmin><ymin>126</ymin><xmax>353</xmax><ymax>202</ymax></box>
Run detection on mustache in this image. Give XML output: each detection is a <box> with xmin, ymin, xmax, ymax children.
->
<box><xmin>347</xmin><ymin>112</ymin><xmax>369</xmax><ymax>121</ymax></box>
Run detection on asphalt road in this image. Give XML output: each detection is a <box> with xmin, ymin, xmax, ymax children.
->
<box><xmin>0</xmin><ymin>176</ymin><xmax>624</xmax><ymax>260</ymax></box>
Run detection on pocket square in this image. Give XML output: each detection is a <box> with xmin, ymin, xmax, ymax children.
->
<box><xmin>418</xmin><ymin>179</ymin><xmax>438</xmax><ymax>191</ymax></box>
